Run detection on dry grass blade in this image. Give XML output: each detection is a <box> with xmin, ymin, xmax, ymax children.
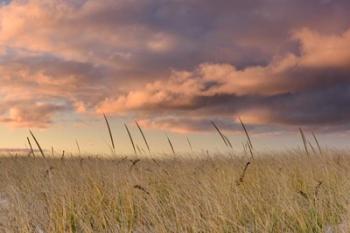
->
<box><xmin>124</xmin><ymin>123</ymin><xmax>137</xmax><ymax>155</ymax></box>
<box><xmin>239</xmin><ymin>118</ymin><xmax>253</xmax><ymax>149</ymax></box>
<box><xmin>29</xmin><ymin>130</ymin><xmax>45</xmax><ymax>159</ymax></box>
<box><xmin>211</xmin><ymin>121</ymin><xmax>228</xmax><ymax>147</ymax></box>
<box><xmin>186</xmin><ymin>136</ymin><xmax>193</xmax><ymax>152</ymax></box>
<box><xmin>308</xmin><ymin>141</ymin><xmax>316</xmax><ymax>154</ymax></box>
<box><xmin>239</xmin><ymin>118</ymin><xmax>254</xmax><ymax>159</ymax></box>
<box><xmin>2</xmin><ymin>150</ymin><xmax>350</xmax><ymax>231</ymax></box>
<box><xmin>298</xmin><ymin>190</ymin><xmax>309</xmax><ymax>200</ymax></box>
<box><xmin>223</xmin><ymin>135</ymin><xmax>233</xmax><ymax>149</ymax></box>
<box><xmin>133</xmin><ymin>185</ymin><xmax>150</xmax><ymax>195</ymax></box>
<box><xmin>247</xmin><ymin>142</ymin><xmax>254</xmax><ymax>159</ymax></box>
<box><xmin>103</xmin><ymin>113</ymin><xmax>115</xmax><ymax>152</ymax></box>
<box><xmin>75</xmin><ymin>139</ymin><xmax>81</xmax><ymax>155</ymax></box>
<box><xmin>61</xmin><ymin>150</ymin><xmax>65</xmax><ymax>160</ymax></box>
<box><xmin>167</xmin><ymin>135</ymin><xmax>175</xmax><ymax>155</ymax></box>
<box><xmin>129</xmin><ymin>159</ymin><xmax>141</xmax><ymax>170</ymax></box>
<box><xmin>135</xmin><ymin>121</ymin><xmax>150</xmax><ymax>153</ymax></box>
<box><xmin>312</xmin><ymin>132</ymin><xmax>322</xmax><ymax>155</ymax></box>
<box><xmin>299</xmin><ymin>128</ymin><xmax>309</xmax><ymax>156</ymax></box>
<box><xmin>237</xmin><ymin>161</ymin><xmax>251</xmax><ymax>185</ymax></box>
<box><xmin>27</xmin><ymin>137</ymin><xmax>35</xmax><ymax>157</ymax></box>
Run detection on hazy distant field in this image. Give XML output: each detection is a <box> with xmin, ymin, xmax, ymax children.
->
<box><xmin>0</xmin><ymin>151</ymin><xmax>349</xmax><ymax>233</ymax></box>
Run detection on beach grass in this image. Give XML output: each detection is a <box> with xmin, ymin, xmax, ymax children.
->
<box><xmin>0</xmin><ymin>150</ymin><xmax>349</xmax><ymax>232</ymax></box>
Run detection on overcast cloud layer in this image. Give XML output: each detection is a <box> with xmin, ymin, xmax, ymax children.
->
<box><xmin>0</xmin><ymin>0</ymin><xmax>350</xmax><ymax>132</ymax></box>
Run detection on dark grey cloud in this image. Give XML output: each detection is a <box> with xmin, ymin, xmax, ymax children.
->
<box><xmin>135</xmin><ymin>83</ymin><xmax>350</xmax><ymax>133</ymax></box>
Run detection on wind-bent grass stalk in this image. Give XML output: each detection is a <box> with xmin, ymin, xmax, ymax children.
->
<box><xmin>239</xmin><ymin>118</ymin><xmax>254</xmax><ymax>159</ymax></box>
<box><xmin>211</xmin><ymin>121</ymin><xmax>229</xmax><ymax>147</ymax></box>
<box><xmin>27</xmin><ymin>137</ymin><xmax>35</xmax><ymax>157</ymax></box>
<box><xmin>223</xmin><ymin>135</ymin><xmax>233</xmax><ymax>149</ymax></box>
<box><xmin>312</xmin><ymin>132</ymin><xmax>322</xmax><ymax>155</ymax></box>
<box><xmin>247</xmin><ymin>143</ymin><xmax>254</xmax><ymax>159</ymax></box>
<box><xmin>29</xmin><ymin>130</ymin><xmax>45</xmax><ymax>159</ymax></box>
<box><xmin>308</xmin><ymin>141</ymin><xmax>316</xmax><ymax>154</ymax></box>
<box><xmin>239</xmin><ymin>118</ymin><xmax>253</xmax><ymax>149</ymax></box>
<box><xmin>186</xmin><ymin>136</ymin><xmax>193</xmax><ymax>152</ymax></box>
<box><xmin>167</xmin><ymin>135</ymin><xmax>175</xmax><ymax>155</ymax></box>
<box><xmin>103</xmin><ymin>114</ymin><xmax>115</xmax><ymax>153</ymax></box>
<box><xmin>124</xmin><ymin>124</ymin><xmax>137</xmax><ymax>155</ymax></box>
<box><xmin>76</xmin><ymin>139</ymin><xmax>81</xmax><ymax>156</ymax></box>
<box><xmin>135</xmin><ymin>121</ymin><xmax>150</xmax><ymax>153</ymax></box>
<box><xmin>299</xmin><ymin>128</ymin><xmax>309</xmax><ymax>156</ymax></box>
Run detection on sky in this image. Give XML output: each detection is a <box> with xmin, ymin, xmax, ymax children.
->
<box><xmin>0</xmin><ymin>0</ymin><xmax>350</xmax><ymax>155</ymax></box>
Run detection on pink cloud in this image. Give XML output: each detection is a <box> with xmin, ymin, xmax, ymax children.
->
<box><xmin>294</xmin><ymin>28</ymin><xmax>350</xmax><ymax>68</ymax></box>
<box><xmin>96</xmin><ymin>27</ymin><xmax>350</xmax><ymax>132</ymax></box>
<box><xmin>0</xmin><ymin>102</ymin><xmax>67</xmax><ymax>128</ymax></box>
<box><xmin>0</xmin><ymin>0</ymin><xmax>349</xmax><ymax>132</ymax></box>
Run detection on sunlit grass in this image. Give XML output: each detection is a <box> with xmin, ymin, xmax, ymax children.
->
<box><xmin>0</xmin><ymin>151</ymin><xmax>349</xmax><ymax>232</ymax></box>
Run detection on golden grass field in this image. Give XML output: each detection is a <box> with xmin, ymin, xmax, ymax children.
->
<box><xmin>0</xmin><ymin>150</ymin><xmax>349</xmax><ymax>233</ymax></box>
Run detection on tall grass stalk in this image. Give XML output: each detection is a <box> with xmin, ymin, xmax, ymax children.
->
<box><xmin>239</xmin><ymin>118</ymin><xmax>254</xmax><ymax>159</ymax></box>
<box><xmin>186</xmin><ymin>136</ymin><xmax>193</xmax><ymax>152</ymax></box>
<box><xmin>124</xmin><ymin>124</ymin><xmax>137</xmax><ymax>155</ymax></box>
<box><xmin>167</xmin><ymin>135</ymin><xmax>175</xmax><ymax>155</ymax></box>
<box><xmin>103</xmin><ymin>114</ymin><xmax>115</xmax><ymax>153</ymax></box>
<box><xmin>308</xmin><ymin>141</ymin><xmax>317</xmax><ymax>154</ymax></box>
<box><xmin>299</xmin><ymin>128</ymin><xmax>309</xmax><ymax>156</ymax></box>
<box><xmin>312</xmin><ymin>131</ymin><xmax>323</xmax><ymax>155</ymax></box>
<box><xmin>27</xmin><ymin>137</ymin><xmax>35</xmax><ymax>157</ymax></box>
<box><xmin>29</xmin><ymin>130</ymin><xmax>45</xmax><ymax>159</ymax></box>
<box><xmin>211</xmin><ymin>121</ymin><xmax>229</xmax><ymax>147</ymax></box>
<box><xmin>239</xmin><ymin>118</ymin><xmax>253</xmax><ymax>149</ymax></box>
<box><xmin>135</xmin><ymin>121</ymin><xmax>150</xmax><ymax>153</ymax></box>
<box><xmin>223</xmin><ymin>135</ymin><xmax>233</xmax><ymax>149</ymax></box>
<box><xmin>76</xmin><ymin>139</ymin><xmax>81</xmax><ymax>156</ymax></box>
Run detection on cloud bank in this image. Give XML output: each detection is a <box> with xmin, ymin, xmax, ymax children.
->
<box><xmin>0</xmin><ymin>0</ymin><xmax>350</xmax><ymax>132</ymax></box>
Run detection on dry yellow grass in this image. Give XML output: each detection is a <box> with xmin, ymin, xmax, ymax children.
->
<box><xmin>0</xmin><ymin>151</ymin><xmax>349</xmax><ymax>232</ymax></box>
